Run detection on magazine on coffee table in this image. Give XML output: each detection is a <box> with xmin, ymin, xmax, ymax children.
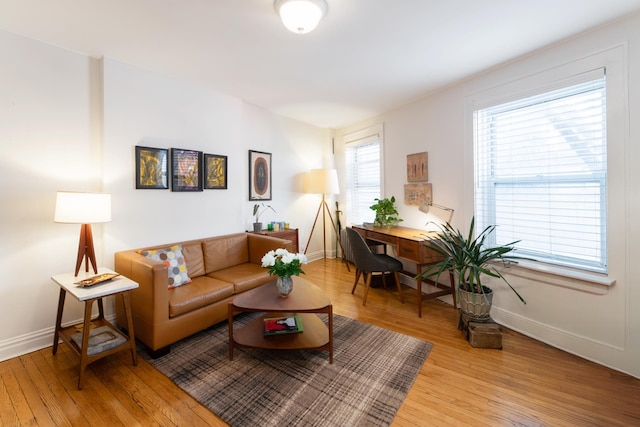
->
<box><xmin>263</xmin><ymin>315</ymin><xmax>304</xmax><ymax>335</ymax></box>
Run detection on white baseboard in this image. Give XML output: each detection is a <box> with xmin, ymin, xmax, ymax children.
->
<box><xmin>0</xmin><ymin>314</ymin><xmax>117</xmax><ymax>363</ymax></box>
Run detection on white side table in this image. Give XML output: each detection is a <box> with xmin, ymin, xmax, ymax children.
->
<box><xmin>51</xmin><ymin>268</ymin><xmax>139</xmax><ymax>389</ymax></box>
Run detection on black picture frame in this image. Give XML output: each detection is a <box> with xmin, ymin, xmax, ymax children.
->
<box><xmin>204</xmin><ymin>153</ymin><xmax>228</xmax><ymax>189</ymax></box>
<box><xmin>249</xmin><ymin>150</ymin><xmax>272</xmax><ymax>201</ymax></box>
<box><xmin>135</xmin><ymin>146</ymin><xmax>169</xmax><ymax>189</ymax></box>
<box><xmin>170</xmin><ymin>148</ymin><xmax>203</xmax><ymax>192</ymax></box>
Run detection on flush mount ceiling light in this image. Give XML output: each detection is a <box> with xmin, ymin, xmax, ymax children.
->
<box><xmin>274</xmin><ymin>0</ymin><xmax>328</xmax><ymax>34</ymax></box>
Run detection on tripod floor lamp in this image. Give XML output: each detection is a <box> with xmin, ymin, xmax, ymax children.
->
<box><xmin>303</xmin><ymin>169</ymin><xmax>349</xmax><ymax>269</ymax></box>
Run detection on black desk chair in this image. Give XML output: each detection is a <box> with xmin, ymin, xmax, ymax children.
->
<box><xmin>345</xmin><ymin>227</ymin><xmax>405</xmax><ymax>306</ymax></box>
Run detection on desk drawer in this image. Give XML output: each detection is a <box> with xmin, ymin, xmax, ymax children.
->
<box><xmin>398</xmin><ymin>239</ymin><xmax>442</xmax><ymax>264</ymax></box>
<box><xmin>365</xmin><ymin>230</ymin><xmax>397</xmax><ymax>245</ymax></box>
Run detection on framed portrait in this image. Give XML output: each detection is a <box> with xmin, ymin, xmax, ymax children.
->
<box><xmin>135</xmin><ymin>146</ymin><xmax>169</xmax><ymax>189</ymax></box>
<box><xmin>404</xmin><ymin>183</ymin><xmax>432</xmax><ymax>206</ymax></box>
<box><xmin>249</xmin><ymin>150</ymin><xmax>271</xmax><ymax>200</ymax></box>
<box><xmin>170</xmin><ymin>148</ymin><xmax>203</xmax><ymax>192</ymax></box>
<box><xmin>204</xmin><ymin>153</ymin><xmax>228</xmax><ymax>189</ymax></box>
<box><xmin>407</xmin><ymin>152</ymin><xmax>428</xmax><ymax>182</ymax></box>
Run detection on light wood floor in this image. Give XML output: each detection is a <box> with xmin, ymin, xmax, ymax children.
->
<box><xmin>2</xmin><ymin>259</ymin><xmax>639</xmax><ymax>426</ymax></box>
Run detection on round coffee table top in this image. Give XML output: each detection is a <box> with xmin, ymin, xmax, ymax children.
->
<box><xmin>232</xmin><ymin>276</ymin><xmax>331</xmax><ymax>311</ymax></box>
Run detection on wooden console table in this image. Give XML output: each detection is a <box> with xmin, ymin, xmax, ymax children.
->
<box><xmin>352</xmin><ymin>224</ymin><xmax>455</xmax><ymax>317</ymax></box>
<box><xmin>250</xmin><ymin>228</ymin><xmax>299</xmax><ymax>253</ymax></box>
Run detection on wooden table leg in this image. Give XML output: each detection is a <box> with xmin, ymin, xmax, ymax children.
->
<box><xmin>328</xmin><ymin>305</ymin><xmax>333</xmax><ymax>364</ymax></box>
<box><xmin>78</xmin><ymin>298</ymin><xmax>96</xmax><ymax>390</ymax></box>
<box><xmin>449</xmin><ymin>270</ymin><xmax>456</xmax><ymax>308</ymax></box>
<box><xmin>121</xmin><ymin>292</ymin><xmax>138</xmax><ymax>366</ymax></box>
<box><xmin>52</xmin><ymin>289</ymin><xmax>66</xmax><ymax>355</ymax></box>
<box><xmin>228</xmin><ymin>303</ymin><xmax>234</xmax><ymax>361</ymax></box>
<box><xmin>417</xmin><ymin>268</ymin><xmax>423</xmax><ymax>318</ymax></box>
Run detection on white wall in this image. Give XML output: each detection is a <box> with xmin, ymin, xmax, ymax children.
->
<box><xmin>336</xmin><ymin>13</ymin><xmax>640</xmax><ymax>378</ymax></box>
<box><xmin>0</xmin><ymin>30</ymin><xmax>330</xmax><ymax>361</ymax></box>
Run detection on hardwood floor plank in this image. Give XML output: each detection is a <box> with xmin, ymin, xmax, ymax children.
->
<box><xmin>1</xmin><ymin>258</ymin><xmax>639</xmax><ymax>426</ymax></box>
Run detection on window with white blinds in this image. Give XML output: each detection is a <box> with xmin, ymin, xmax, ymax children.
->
<box><xmin>345</xmin><ymin>138</ymin><xmax>380</xmax><ymax>225</ymax></box>
<box><xmin>474</xmin><ymin>71</ymin><xmax>607</xmax><ymax>273</ymax></box>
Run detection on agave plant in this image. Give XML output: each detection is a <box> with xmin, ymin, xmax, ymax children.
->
<box><xmin>418</xmin><ymin>216</ymin><xmax>527</xmax><ymax>304</ymax></box>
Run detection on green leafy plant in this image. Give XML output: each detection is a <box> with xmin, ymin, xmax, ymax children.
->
<box><xmin>417</xmin><ymin>217</ymin><xmax>528</xmax><ymax>303</ymax></box>
<box><xmin>253</xmin><ymin>203</ymin><xmax>276</xmax><ymax>223</ymax></box>
<box><xmin>370</xmin><ymin>196</ymin><xmax>403</xmax><ymax>227</ymax></box>
<box><xmin>261</xmin><ymin>248</ymin><xmax>308</xmax><ymax>277</ymax></box>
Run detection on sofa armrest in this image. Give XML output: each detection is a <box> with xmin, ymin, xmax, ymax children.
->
<box><xmin>247</xmin><ymin>233</ymin><xmax>294</xmax><ymax>264</ymax></box>
<box><xmin>114</xmin><ymin>250</ymin><xmax>169</xmax><ymax>325</ymax></box>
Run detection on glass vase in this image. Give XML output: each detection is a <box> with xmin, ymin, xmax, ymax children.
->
<box><xmin>276</xmin><ymin>275</ymin><xmax>293</xmax><ymax>298</ymax></box>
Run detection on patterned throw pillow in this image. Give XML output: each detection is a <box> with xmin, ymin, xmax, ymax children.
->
<box><xmin>141</xmin><ymin>244</ymin><xmax>191</xmax><ymax>289</ymax></box>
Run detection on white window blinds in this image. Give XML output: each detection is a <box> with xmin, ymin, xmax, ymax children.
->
<box><xmin>345</xmin><ymin>138</ymin><xmax>380</xmax><ymax>225</ymax></box>
<box><xmin>474</xmin><ymin>71</ymin><xmax>607</xmax><ymax>272</ymax></box>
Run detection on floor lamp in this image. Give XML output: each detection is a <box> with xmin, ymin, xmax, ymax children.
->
<box><xmin>55</xmin><ymin>191</ymin><xmax>112</xmax><ymax>276</ymax></box>
<box><xmin>303</xmin><ymin>169</ymin><xmax>349</xmax><ymax>269</ymax></box>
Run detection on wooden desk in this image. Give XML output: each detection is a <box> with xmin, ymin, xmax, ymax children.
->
<box><xmin>352</xmin><ymin>225</ymin><xmax>455</xmax><ymax>317</ymax></box>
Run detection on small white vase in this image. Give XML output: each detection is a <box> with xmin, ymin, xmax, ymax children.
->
<box><xmin>276</xmin><ymin>275</ymin><xmax>293</xmax><ymax>298</ymax></box>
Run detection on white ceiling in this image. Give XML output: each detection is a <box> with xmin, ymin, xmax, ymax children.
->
<box><xmin>1</xmin><ymin>0</ymin><xmax>640</xmax><ymax>128</ymax></box>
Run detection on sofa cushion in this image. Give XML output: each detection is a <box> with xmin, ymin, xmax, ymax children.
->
<box><xmin>208</xmin><ymin>264</ymin><xmax>273</xmax><ymax>294</ymax></box>
<box><xmin>168</xmin><ymin>276</ymin><xmax>234</xmax><ymax>318</ymax></box>
<box><xmin>203</xmin><ymin>234</ymin><xmax>249</xmax><ymax>273</ymax></box>
<box><xmin>141</xmin><ymin>244</ymin><xmax>191</xmax><ymax>289</ymax></box>
<box><xmin>181</xmin><ymin>242</ymin><xmax>205</xmax><ymax>277</ymax></box>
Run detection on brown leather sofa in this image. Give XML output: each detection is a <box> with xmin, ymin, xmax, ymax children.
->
<box><xmin>114</xmin><ymin>232</ymin><xmax>292</xmax><ymax>356</ymax></box>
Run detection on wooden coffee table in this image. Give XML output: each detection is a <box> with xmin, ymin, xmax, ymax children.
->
<box><xmin>228</xmin><ymin>276</ymin><xmax>333</xmax><ymax>363</ymax></box>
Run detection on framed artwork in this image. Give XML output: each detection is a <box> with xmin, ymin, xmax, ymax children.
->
<box><xmin>249</xmin><ymin>150</ymin><xmax>272</xmax><ymax>200</ymax></box>
<box><xmin>171</xmin><ymin>148</ymin><xmax>203</xmax><ymax>192</ymax></box>
<box><xmin>204</xmin><ymin>154</ymin><xmax>228</xmax><ymax>189</ymax></box>
<box><xmin>407</xmin><ymin>152</ymin><xmax>428</xmax><ymax>182</ymax></box>
<box><xmin>135</xmin><ymin>146</ymin><xmax>169</xmax><ymax>189</ymax></box>
<box><xmin>404</xmin><ymin>183</ymin><xmax>432</xmax><ymax>206</ymax></box>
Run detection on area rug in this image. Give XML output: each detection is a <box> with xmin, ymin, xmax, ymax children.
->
<box><xmin>143</xmin><ymin>313</ymin><xmax>432</xmax><ymax>427</ymax></box>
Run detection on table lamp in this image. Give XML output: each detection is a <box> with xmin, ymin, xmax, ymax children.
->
<box><xmin>54</xmin><ymin>191</ymin><xmax>112</xmax><ymax>276</ymax></box>
<box><xmin>419</xmin><ymin>200</ymin><xmax>455</xmax><ymax>224</ymax></box>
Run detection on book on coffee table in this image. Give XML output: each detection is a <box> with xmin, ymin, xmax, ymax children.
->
<box><xmin>263</xmin><ymin>315</ymin><xmax>304</xmax><ymax>335</ymax></box>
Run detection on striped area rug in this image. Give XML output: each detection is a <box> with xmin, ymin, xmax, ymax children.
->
<box><xmin>144</xmin><ymin>313</ymin><xmax>432</xmax><ymax>427</ymax></box>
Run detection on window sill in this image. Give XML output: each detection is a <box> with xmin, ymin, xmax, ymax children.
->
<box><xmin>494</xmin><ymin>260</ymin><xmax>615</xmax><ymax>295</ymax></box>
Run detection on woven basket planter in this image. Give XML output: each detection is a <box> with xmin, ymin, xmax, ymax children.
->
<box><xmin>458</xmin><ymin>287</ymin><xmax>493</xmax><ymax>320</ymax></box>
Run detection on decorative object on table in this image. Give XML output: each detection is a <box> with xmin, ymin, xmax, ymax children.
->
<box><xmin>135</xmin><ymin>145</ymin><xmax>169</xmax><ymax>189</ymax></box>
<box><xmin>369</xmin><ymin>196</ymin><xmax>402</xmax><ymax>227</ymax></box>
<box><xmin>253</xmin><ymin>202</ymin><xmax>276</xmax><ymax>232</ymax></box>
<box><xmin>263</xmin><ymin>315</ymin><xmax>304</xmax><ymax>335</ymax></box>
<box><xmin>404</xmin><ymin>183</ymin><xmax>433</xmax><ymax>206</ymax></box>
<box><xmin>417</xmin><ymin>216</ymin><xmax>529</xmax><ymax>320</ymax></box>
<box><xmin>54</xmin><ymin>191</ymin><xmax>112</xmax><ymax>276</ymax></box>
<box><xmin>418</xmin><ymin>199</ymin><xmax>455</xmax><ymax>224</ymax></box>
<box><xmin>274</xmin><ymin>0</ymin><xmax>328</xmax><ymax>35</ymax></box>
<box><xmin>144</xmin><ymin>312</ymin><xmax>431</xmax><ymax>427</ymax></box>
<box><xmin>261</xmin><ymin>248</ymin><xmax>308</xmax><ymax>297</ymax></box>
<box><xmin>406</xmin><ymin>151</ymin><xmax>428</xmax><ymax>182</ymax></box>
<box><xmin>74</xmin><ymin>272</ymin><xmax>120</xmax><ymax>287</ymax></box>
<box><xmin>303</xmin><ymin>169</ymin><xmax>349</xmax><ymax>270</ymax></box>
<box><xmin>203</xmin><ymin>153</ymin><xmax>227</xmax><ymax>189</ymax></box>
<box><xmin>171</xmin><ymin>148</ymin><xmax>203</xmax><ymax>192</ymax></box>
<box><xmin>249</xmin><ymin>150</ymin><xmax>272</xmax><ymax>200</ymax></box>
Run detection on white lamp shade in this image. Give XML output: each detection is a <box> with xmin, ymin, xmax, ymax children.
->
<box><xmin>307</xmin><ymin>169</ymin><xmax>340</xmax><ymax>195</ymax></box>
<box><xmin>54</xmin><ymin>191</ymin><xmax>112</xmax><ymax>224</ymax></box>
<box><xmin>275</xmin><ymin>0</ymin><xmax>328</xmax><ymax>34</ymax></box>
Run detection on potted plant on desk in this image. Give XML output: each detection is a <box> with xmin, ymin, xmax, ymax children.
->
<box><xmin>370</xmin><ymin>196</ymin><xmax>403</xmax><ymax>227</ymax></box>
<box><xmin>417</xmin><ymin>217</ymin><xmax>528</xmax><ymax>320</ymax></box>
<box><xmin>253</xmin><ymin>203</ymin><xmax>276</xmax><ymax>232</ymax></box>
